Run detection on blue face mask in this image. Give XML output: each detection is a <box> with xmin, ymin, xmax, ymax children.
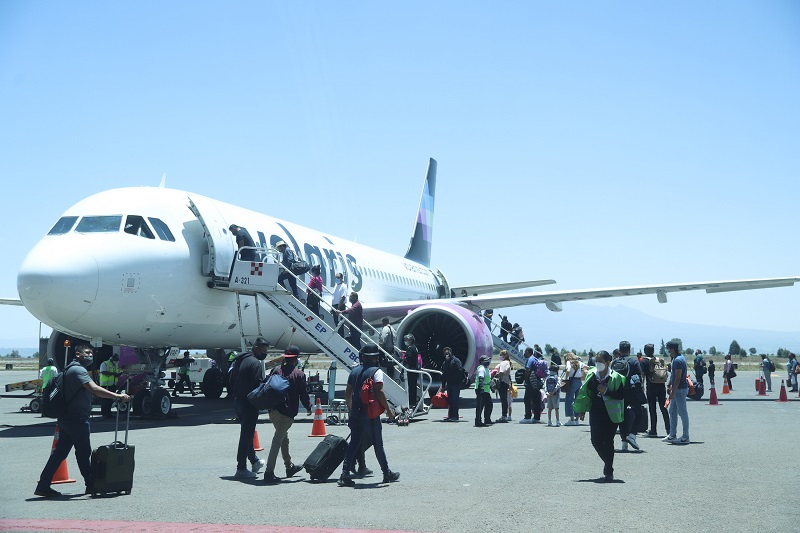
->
<box><xmin>336</xmin><ymin>279</ymin><xmax>342</xmax><ymax>284</ymax></box>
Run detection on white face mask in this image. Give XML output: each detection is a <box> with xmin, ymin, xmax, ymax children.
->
<box><xmin>336</xmin><ymin>279</ymin><xmax>342</xmax><ymax>284</ymax></box>
<box><xmin>595</xmin><ymin>362</ymin><xmax>607</xmax><ymax>372</ymax></box>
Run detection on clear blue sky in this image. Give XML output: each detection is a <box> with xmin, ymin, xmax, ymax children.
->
<box><xmin>1</xmin><ymin>1</ymin><xmax>798</xmax><ymax>348</ymax></box>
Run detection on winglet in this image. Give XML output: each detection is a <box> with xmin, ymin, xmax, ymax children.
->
<box><xmin>159</xmin><ymin>173</ymin><xmax>167</xmax><ymax>188</ymax></box>
<box><xmin>404</xmin><ymin>158</ymin><xmax>437</xmax><ymax>267</ymax></box>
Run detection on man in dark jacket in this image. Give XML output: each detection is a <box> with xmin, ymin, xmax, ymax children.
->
<box><xmin>336</xmin><ymin>292</ymin><xmax>364</xmax><ymax>350</ymax></box>
<box><xmin>262</xmin><ymin>345</ymin><xmax>312</xmax><ymax>483</ymax></box>
<box><xmin>276</xmin><ymin>240</ymin><xmax>299</xmax><ymax>298</ymax></box>
<box><xmin>402</xmin><ymin>334</ymin><xmax>421</xmax><ymax>410</ymax></box>
<box><xmin>439</xmin><ymin>346</ymin><xmax>463</xmax><ymax>421</ymax></box>
<box><xmin>338</xmin><ymin>344</ymin><xmax>399</xmax><ymax>487</ymax></box>
<box><xmin>614</xmin><ymin>341</ymin><xmax>643</xmax><ymax>451</ymax></box>
<box><xmin>229</xmin><ymin>224</ymin><xmax>256</xmax><ymax>261</ymax></box>
<box><xmin>35</xmin><ymin>345</ymin><xmax>130</xmax><ymax>498</ymax></box>
<box><xmin>230</xmin><ymin>337</ymin><xmax>269</xmax><ymax>479</ymax></box>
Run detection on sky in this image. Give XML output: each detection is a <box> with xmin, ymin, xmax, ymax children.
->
<box><xmin>1</xmin><ymin>1</ymin><xmax>798</xmax><ymax>349</ymax></box>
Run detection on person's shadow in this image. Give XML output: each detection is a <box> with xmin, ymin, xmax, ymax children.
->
<box><xmin>577</xmin><ymin>477</ymin><xmax>625</xmax><ymax>484</ymax></box>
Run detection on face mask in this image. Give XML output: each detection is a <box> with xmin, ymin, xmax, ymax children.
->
<box><xmin>336</xmin><ymin>279</ymin><xmax>342</xmax><ymax>284</ymax></box>
<box><xmin>81</xmin><ymin>356</ymin><xmax>94</xmax><ymax>367</ymax></box>
<box><xmin>595</xmin><ymin>362</ymin><xmax>606</xmax><ymax>372</ymax></box>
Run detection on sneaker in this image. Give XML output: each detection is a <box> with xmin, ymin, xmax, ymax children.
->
<box><xmin>556</xmin><ymin>421</ymin><xmax>562</xmax><ymax>427</ymax></box>
<box><xmin>337</xmin><ymin>474</ymin><xmax>355</xmax><ymax>487</ymax></box>
<box><xmin>474</xmin><ymin>421</ymin><xmax>487</xmax><ymax>427</ymax></box>
<box><xmin>234</xmin><ymin>468</ymin><xmax>257</xmax><ymax>479</ymax></box>
<box><xmin>34</xmin><ymin>486</ymin><xmax>61</xmax><ymax>498</ymax></box>
<box><xmin>251</xmin><ymin>458</ymin><xmax>266</xmax><ymax>473</ymax></box>
<box><xmin>626</xmin><ymin>433</ymin><xmax>640</xmax><ymax>450</ymax></box>
<box><xmin>286</xmin><ymin>464</ymin><xmax>303</xmax><ymax>478</ymax></box>
<box><xmin>263</xmin><ymin>472</ymin><xmax>281</xmax><ymax>484</ymax></box>
<box><xmin>547</xmin><ymin>421</ymin><xmax>553</xmax><ymax>426</ymax></box>
<box><xmin>647</xmin><ymin>430</ymin><xmax>657</xmax><ymax>437</ymax></box>
<box><xmin>603</xmin><ymin>472</ymin><xmax>614</xmax><ymax>482</ymax></box>
<box><xmin>382</xmin><ymin>471</ymin><xmax>400</xmax><ymax>483</ymax></box>
<box><xmin>662</xmin><ymin>435</ymin><xmax>677</xmax><ymax>442</ymax></box>
<box><xmin>519</xmin><ymin>418</ymin><xmax>533</xmax><ymax>424</ymax></box>
<box><xmin>621</xmin><ymin>442</ymin><xmax>629</xmax><ymax>451</ymax></box>
<box><xmin>679</xmin><ymin>436</ymin><xmax>690</xmax><ymax>443</ymax></box>
<box><xmin>483</xmin><ymin>420</ymin><xmax>494</xmax><ymax>425</ymax></box>
<box><xmin>497</xmin><ymin>416</ymin><xmax>507</xmax><ymax>422</ymax></box>
<box><xmin>353</xmin><ymin>466</ymin><xmax>373</xmax><ymax>478</ymax></box>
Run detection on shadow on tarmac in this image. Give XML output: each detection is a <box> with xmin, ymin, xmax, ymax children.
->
<box><xmin>577</xmin><ymin>478</ymin><xmax>625</xmax><ymax>484</ymax></box>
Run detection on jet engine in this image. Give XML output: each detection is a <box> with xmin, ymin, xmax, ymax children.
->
<box><xmin>395</xmin><ymin>303</ymin><xmax>493</xmax><ymax>380</ymax></box>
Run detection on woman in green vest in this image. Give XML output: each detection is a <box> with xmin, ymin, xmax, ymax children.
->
<box><xmin>573</xmin><ymin>350</ymin><xmax>625</xmax><ymax>482</ymax></box>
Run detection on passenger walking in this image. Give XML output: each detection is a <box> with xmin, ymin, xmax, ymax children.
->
<box><xmin>474</xmin><ymin>355</ymin><xmax>493</xmax><ymax>427</ymax></box>
<box><xmin>545</xmin><ymin>363</ymin><xmax>561</xmax><ymax>426</ymax></box>
<box><xmin>707</xmin><ymin>359</ymin><xmax>716</xmax><ymax>385</ymax></box>
<box><xmin>229</xmin><ymin>224</ymin><xmax>256</xmax><ymax>262</ymax></box>
<box><xmin>262</xmin><ymin>345</ymin><xmax>312</xmax><ymax>483</ymax></box>
<box><xmin>229</xmin><ymin>337</ymin><xmax>269</xmax><ymax>479</ymax></box>
<box><xmin>664</xmin><ymin>340</ymin><xmax>690</xmax><ymax>443</ymax></box>
<box><xmin>612</xmin><ymin>341</ymin><xmax>643</xmax><ymax>451</ymax></box>
<box><xmin>573</xmin><ymin>350</ymin><xmax>625</xmax><ymax>482</ymax></box>
<box><xmin>331</xmin><ymin>272</ymin><xmax>348</xmax><ymax>336</ymax></box>
<box><xmin>495</xmin><ymin>350</ymin><xmax>512</xmax><ymax>422</ymax></box>
<box><xmin>761</xmin><ymin>355</ymin><xmax>773</xmax><ymax>392</ymax></box>
<box><xmin>98</xmin><ymin>353</ymin><xmax>122</xmax><ymax>418</ymax></box>
<box><xmin>499</xmin><ymin>315</ymin><xmax>512</xmax><ymax>343</ymax></box>
<box><xmin>509</xmin><ymin>323</ymin><xmax>524</xmax><ymax>348</ymax></box>
<box><xmin>338</xmin><ymin>344</ymin><xmax>399</xmax><ymax>487</ymax></box>
<box><xmin>788</xmin><ymin>353</ymin><xmax>798</xmax><ymax>392</ymax></box>
<box><xmin>402</xmin><ymin>334</ymin><xmax>421</xmax><ymax>409</ymax></box>
<box><xmin>275</xmin><ymin>240</ymin><xmax>299</xmax><ymax>299</ymax></box>
<box><xmin>35</xmin><ymin>345</ymin><xmax>131</xmax><ymax>498</ymax></box>
<box><xmin>520</xmin><ymin>347</ymin><xmax>543</xmax><ymax>424</ymax></box>
<box><xmin>483</xmin><ymin>309</ymin><xmax>494</xmax><ymax>332</ymax></box>
<box><xmin>440</xmin><ymin>346</ymin><xmax>463</xmax><ymax>422</ymax></box>
<box><xmin>723</xmin><ymin>354</ymin><xmax>735</xmax><ymax>391</ymax></box>
<box><xmin>336</xmin><ymin>292</ymin><xmax>364</xmax><ymax>350</ymax></box>
<box><xmin>693</xmin><ymin>350</ymin><xmax>706</xmax><ymax>387</ymax></box>
<box><xmin>562</xmin><ymin>352</ymin><xmax>585</xmax><ymax>426</ymax></box>
<box><xmin>378</xmin><ymin>317</ymin><xmax>398</xmax><ymax>379</ymax></box>
<box><xmin>306</xmin><ymin>265</ymin><xmax>323</xmax><ymax>318</ymax></box>
<box><xmin>641</xmin><ymin>344</ymin><xmax>669</xmax><ymax>436</ymax></box>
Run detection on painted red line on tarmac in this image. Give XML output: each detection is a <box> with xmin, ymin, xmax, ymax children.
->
<box><xmin>0</xmin><ymin>519</ymin><xmax>424</xmax><ymax>533</ymax></box>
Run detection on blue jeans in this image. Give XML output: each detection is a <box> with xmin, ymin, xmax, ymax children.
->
<box><xmin>234</xmin><ymin>398</ymin><xmax>260</xmax><ymax>470</ymax></box>
<box><xmin>564</xmin><ymin>378</ymin><xmax>581</xmax><ymax>418</ymax></box>
<box><xmin>668</xmin><ymin>388</ymin><xmax>689</xmax><ymax>439</ymax></box>
<box><xmin>343</xmin><ymin>415</ymin><xmax>389</xmax><ymax>476</ymax></box>
<box><xmin>38</xmin><ymin>417</ymin><xmax>92</xmax><ymax>489</ymax></box>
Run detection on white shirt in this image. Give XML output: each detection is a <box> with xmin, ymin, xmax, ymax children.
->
<box><xmin>565</xmin><ymin>360</ymin><xmax>584</xmax><ymax>380</ymax></box>
<box><xmin>331</xmin><ymin>281</ymin><xmax>347</xmax><ymax>307</ymax></box>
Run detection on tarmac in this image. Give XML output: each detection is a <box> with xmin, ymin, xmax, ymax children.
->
<box><xmin>1</xmin><ymin>369</ymin><xmax>799</xmax><ymax>533</ymax></box>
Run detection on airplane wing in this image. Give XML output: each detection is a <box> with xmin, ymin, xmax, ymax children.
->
<box><xmin>0</xmin><ymin>298</ymin><xmax>24</xmax><ymax>306</ymax></box>
<box><xmin>449</xmin><ymin>279</ymin><xmax>556</xmax><ymax>297</ymax></box>
<box><xmin>362</xmin><ymin>276</ymin><xmax>800</xmax><ymax>323</ymax></box>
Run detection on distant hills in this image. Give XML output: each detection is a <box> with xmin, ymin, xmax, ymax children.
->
<box><xmin>0</xmin><ymin>347</ymin><xmax>38</xmax><ymax>358</ymax></box>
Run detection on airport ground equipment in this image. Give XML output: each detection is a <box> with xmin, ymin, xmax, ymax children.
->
<box><xmin>212</xmin><ymin>249</ymin><xmax>438</xmax><ymax>419</ymax></box>
<box><xmin>3</xmin><ymin>378</ymin><xmax>43</xmax><ymax>413</ymax></box>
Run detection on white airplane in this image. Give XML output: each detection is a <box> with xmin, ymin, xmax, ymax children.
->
<box><xmin>7</xmin><ymin>158</ymin><xmax>800</xmax><ymax>383</ymax></box>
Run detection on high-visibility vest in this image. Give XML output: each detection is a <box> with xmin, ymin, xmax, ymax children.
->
<box><xmin>99</xmin><ymin>360</ymin><xmax>119</xmax><ymax>387</ymax></box>
<box><xmin>40</xmin><ymin>366</ymin><xmax>58</xmax><ymax>389</ymax></box>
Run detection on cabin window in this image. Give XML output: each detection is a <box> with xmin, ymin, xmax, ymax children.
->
<box><xmin>47</xmin><ymin>216</ymin><xmax>79</xmax><ymax>235</ymax></box>
<box><xmin>124</xmin><ymin>215</ymin><xmax>155</xmax><ymax>239</ymax></box>
<box><xmin>148</xmin><ymin>217</ymin><xmax>176</xmax><ymax>242</ymax></box>
<box><xmin>75</xmin><ymin>215</ymin><xmax>122</xmax><ymax>233</ymax></box>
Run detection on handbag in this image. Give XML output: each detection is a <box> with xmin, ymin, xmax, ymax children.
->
<box><xmin>510</xmin><ymin>383</ymin><xmax>518</xmax><ymax>399</ymax></box>
<box><xmin>290</xmin><ymin>260</ymin><xmax>310</xmax><ymax>275</ymax></box>
<box><xmin>432</xmin><ymin>390</ymin><xmax>448</xmax><ymax>408</ymax></box>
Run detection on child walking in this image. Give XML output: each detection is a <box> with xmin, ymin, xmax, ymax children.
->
<box><xmin>545</xmin><ymin>363</ymin><xmax>561</xmax><ymax>426</ymax></box>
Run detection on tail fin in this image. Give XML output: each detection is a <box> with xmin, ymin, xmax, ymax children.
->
<box><xmin>404</xmin><ymin>158</ymin><xmax>437</xmax><ymax>267</ymax></box>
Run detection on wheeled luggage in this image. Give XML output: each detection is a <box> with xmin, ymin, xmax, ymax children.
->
<box><xmin>90</xmin><ymin>393</ymin><xmax>135</xmax><ymax>496</ymax></box>
<box><xmin>303</xmin><ymin>434</ymin><xmax>348</xmax><ymax>481</ymax></box>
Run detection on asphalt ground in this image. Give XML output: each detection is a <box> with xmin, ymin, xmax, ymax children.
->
<box><xmin>1</xmin><ymin>369</ymin><xmax>799</xmax><ymax>533</ymax></box>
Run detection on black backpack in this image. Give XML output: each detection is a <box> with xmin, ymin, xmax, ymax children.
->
<box><xmin>768</xmin><ymin>359</ymin><xmax>776</xmax><ymax>373</ymax></box>
<box><xmin>514</xmin><ymin>368</ymin><xmax>526</xmax><ymax>384</ymax></box>
<box><xmin>41</xmin><ymin>363</ymin><xmax>79</xmax><ymax>419</ymax></box>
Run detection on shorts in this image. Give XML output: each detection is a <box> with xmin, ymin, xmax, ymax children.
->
<box><xmin>546</xmin><ymin>393</ymin><xmax>560</xmax><ymax>410</ymax></box>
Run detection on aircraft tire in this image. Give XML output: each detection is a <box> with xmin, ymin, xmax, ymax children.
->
<box><xmin>133</xmin><ymin>390</ymin><xmax>151</xmax><ymax>416</ymax></box>
<box><xmin>152</xmin><ymin>388</ymin><xmax>172</xmax><ymax>417</ymax></box>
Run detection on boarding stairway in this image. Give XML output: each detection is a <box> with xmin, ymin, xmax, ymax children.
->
<box><xmin>485</xmin><ymin>318</ymin><xmax>531</xmax><ymax>368</ymax></box>
<box><xmin>211</xmin><ymin>249</ymin><xmax>437</xmax><ymax>418</ymax></box>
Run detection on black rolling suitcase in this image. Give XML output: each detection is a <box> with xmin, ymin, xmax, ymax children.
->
<box><xmin>303</xmin><ymin>434</ymin><xmax>348</xmax><ymax>481</ymax></box>
<box><xmin>90</xmin><ymin>395</ymin><xmax>135</xmax><ymax>496</ymax></box>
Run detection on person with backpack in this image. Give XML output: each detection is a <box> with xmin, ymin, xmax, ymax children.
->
<box><xmin>262</xmin><ymin>345</ymin><xmax>312</xmax><ymax>484</ymax></box>
<box><xmin>440</xmin><ymin>346</ymin><xmax>464</xmax><ymax>422</ymax></box>
<box><xmin>572</xmin><ymin>350</ymin><xmax>625</xmax><ymax>482</ymax></box>
<box><xmin>641</xmin><ymin>343</ymin><xmax>670</xmax><ymax>437</ymax></box>
<box><xmin>338</xmin><ymin>344</ymin><xmax>399</xmax><ymax>487</ymax></box>
<box><xmin>509</xmin><ymin>323</ymin><xmax>524</xmax><ymax>348</ymax></box>
<box><xmin>35</xmin><ymin>345</ymin><xmax>131</xmax><ymax>498</ymax></box>
<box><xmin>474</xmin><ymin>355</ymin><xmax>494</xmax><ymax>427</ymax></box>
<box><xmin>612</xmin><ymin>341</ymin><xmax>643</xmax><ymax>451</ymax></box>
<box><xmin>229</xmin><ymin>337</ymin><xmax>269</xmax><ymax>479</ymax></box>
<box><xmin>723</xmin><ymin>354</ymin><xmax>735</xmax><ymax>391</ymax></box>
<box><xmin>787</xmin><ymin>353</ymin><xmax>798</xmax><ymax>393</ymax></box>
<box><xmin>693</xmin><ymin>350</ymin><xmax>707</xmax><ymax>387</ymax></box>
<box><xmin>707</xmin><ymin>359</ymin><xmax>716</xmax><ymax>385</ymax></box>
<box><xmin>545</xmin><ymin>362</ymin><xmax>562</xmax><ymax>426</ymax></box>
<box><xmin>761</xmin><ymin>355</ymin><xmax>773</xmax><ymax>393</ymax></box>
<box><xmin>520</xmin><ymin>347</ymin><xmax>544</xmax><ymax>424</ymax></box>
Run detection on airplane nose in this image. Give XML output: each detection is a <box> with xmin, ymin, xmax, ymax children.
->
<box><xmin>17</xmin><ymin>242</ymin><xmax>99</xmax><ymax>327</ymax></box>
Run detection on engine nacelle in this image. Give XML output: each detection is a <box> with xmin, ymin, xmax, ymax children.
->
<box><xmin>395</xmin><ymin>303</ymin><xmax>493</xmax><ymax>380</ymax></box>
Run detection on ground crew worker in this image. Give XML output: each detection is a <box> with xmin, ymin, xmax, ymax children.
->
<box><xmin>173</xmin><ymin>351</ymin><xmax>196</xmax><ymax>397</ymax></box>
<box><xmin>39</xmin><ymin>359</ymin><xmax>59</xmax><ymax>389</ymax></box>
<box><xmin>98</xmin><ymin>353</ymin><xmax>121</xmax><ymax>419</ymax></box>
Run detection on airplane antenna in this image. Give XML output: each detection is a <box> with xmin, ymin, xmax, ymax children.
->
<box><xmin>159</xmin><ymin>173</ymin><xmax>167</xmax><ymax>188</ymax></box>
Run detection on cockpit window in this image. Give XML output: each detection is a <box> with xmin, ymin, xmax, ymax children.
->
<box><xmin>75</xmin><ymin>215</ymin><xmax>122</xmax><ymax>233</ymax></box>
<box><xmin>124</xmin><ymin>215</ymin><xmax>155</xmax><ymax>239</ymax></box>
<box><xmin>148</xmin><ymin>217</ymin><xmax>175</xmax><ymax>242</ymax></box>
<box><xmin>47</xmin><ymin>216</ymin><xmax>79</xmax><ymax>235</ymax></box>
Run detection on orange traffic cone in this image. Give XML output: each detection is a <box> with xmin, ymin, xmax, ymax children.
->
<box><xmin>50</xmin><ymin>425</ymin><xmax>76</xmax><ymax>485</ymax></box>
<box><xmin>253</xmin><ymin>430</ymin><xmax>264</xmax><ymax>451</ymax></box>
<box><xmin>706</xmin><ymin>381</ymin><xmax>721</xmax><ymax>406</ymax></box>
<box><xmin>775</xmin><ymin>380</ymin><xmax>789</xmax><ymax>403</ymax></box>
<box><xmin>758</xmin><ymin>378</ymin><xmax>767</xmax><ymax>396</ymax></box>
<box><xmin>308</xmin><ymin>397</ymin><xmax>326</xmax><ymax>437</ymax></box>
<box><xmin>722</xmin><ymin>378</ymin><xmax>730</xmax><ymax>394</ymax></box>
